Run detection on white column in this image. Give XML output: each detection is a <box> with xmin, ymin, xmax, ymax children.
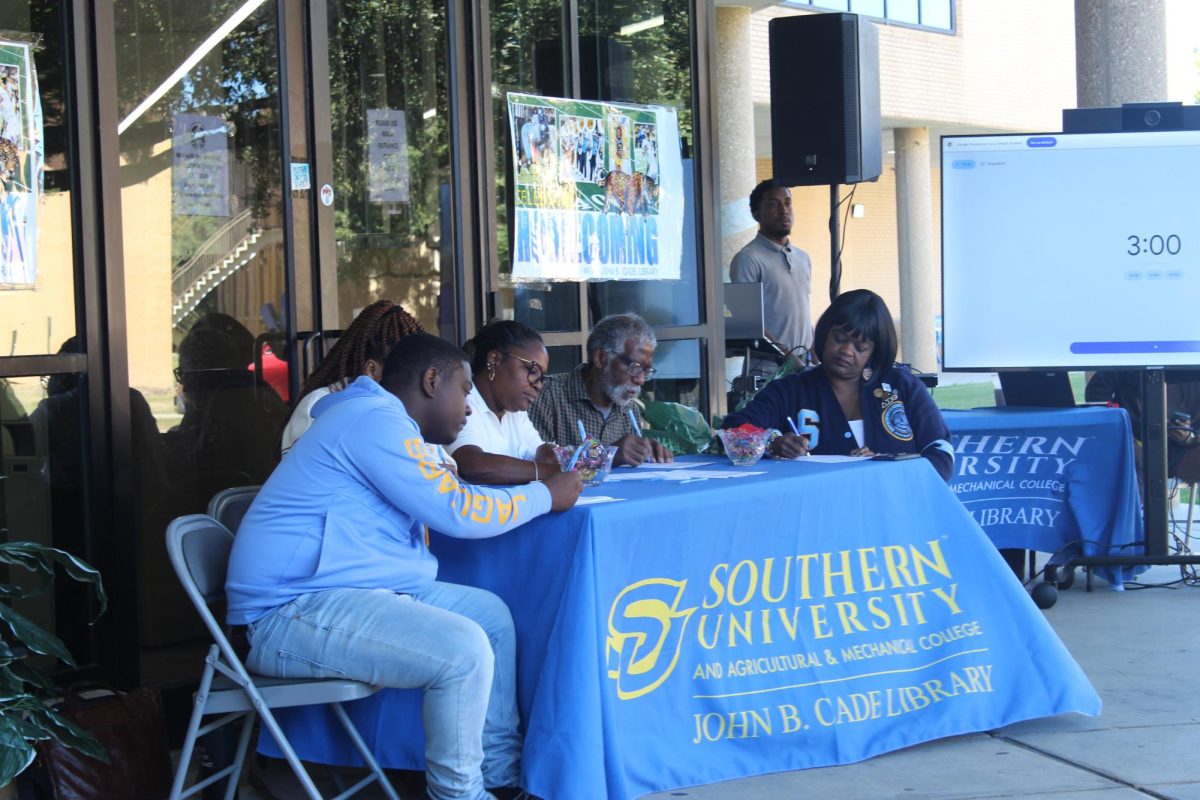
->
<box><xmin>716</xmin><ymin>6</ymin><xmax>758</xmax><ymax>274</ymax></box>
<box><xmin>1075</xmin><ymin>0</ymin><xmax>1167</xmax><ymax>107</ymax></box>
<box><xmin>893</xmin><ymin>126</ymin><xmax>937</xmax><ymax>373</ymax></box>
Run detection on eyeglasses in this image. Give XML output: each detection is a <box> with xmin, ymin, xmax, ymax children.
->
<box><xmin>614</xmin><ymin>354</ymin><xmax>657</xmax><ymax>379</ymax></box>
<box><xmin>173</xmin><ymin>366</ymin><xmax>244</xmax><ymax>382</ymax></box>
<box><xmin>502</xmin><ymin>352</ymin><xmax>551</xmax><ymax>388</ymax></box>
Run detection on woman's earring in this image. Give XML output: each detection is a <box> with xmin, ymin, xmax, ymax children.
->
<box><xmin>487</xmin><ymin>364</ymin><xmax>497</xmax><ymax>382</ymax></box>
<box><xmin>861</xmin><ymin>367</ymin><xmax>874</xmax><ymax>382</ymax></box>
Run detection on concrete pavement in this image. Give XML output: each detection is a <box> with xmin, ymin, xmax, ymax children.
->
<box><xmin>645</xmin><ymin>564</ymin><xmax>1200</xmax><ymax>800</ymax></box>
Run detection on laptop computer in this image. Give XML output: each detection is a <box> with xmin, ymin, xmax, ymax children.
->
<box><xmin>998</xmin><ymin>371</ymin><xmax>1076</xmax><ymax>408</ymax></box>
<box><xmin>723</xmin><ymin>282</ymin><xmax>766</xmax><ymax>341</ymax></box>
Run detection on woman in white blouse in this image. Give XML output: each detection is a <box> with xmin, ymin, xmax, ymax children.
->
<box><xmin>450</xmin><ymin>320</ymin><xmax>560</xmax><ymax>485</ymax></box>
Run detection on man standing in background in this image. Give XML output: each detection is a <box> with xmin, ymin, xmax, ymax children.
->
<box><xmin>730</xmin><ymin>179</ymin><xmax>813</xmax><ymax>364</ymax></box>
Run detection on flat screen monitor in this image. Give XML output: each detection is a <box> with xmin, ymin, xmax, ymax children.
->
<box><xmin>941</xmin><ymin>129</ymin><xmax>1200</xmax><ymax>371</ymax></box>
<box><xmin>723</xmin><ymin>282</ymin><xmax>766</xmax><ymax>341</ymax></box>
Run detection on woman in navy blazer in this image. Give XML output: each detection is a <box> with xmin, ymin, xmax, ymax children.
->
<box><xmin>722</xmin><ymin>289</ymin><xmax>954</xmax><ymax>480</ymax></box>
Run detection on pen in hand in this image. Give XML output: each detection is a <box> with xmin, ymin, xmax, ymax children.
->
<box><xmin>786</xmin><ymin>415</ymin><xmax>810</xmax><ymax>457</ymax></box>
<box><xmin>628</xmin><ymin>408</ymin><xmax>655</xmax><ymax>463</ymax></box>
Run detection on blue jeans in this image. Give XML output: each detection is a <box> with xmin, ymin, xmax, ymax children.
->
<box><xmin>245</xmin><ymin>583</ymin><xmax>522</xmax><ymax>800</ymax></box>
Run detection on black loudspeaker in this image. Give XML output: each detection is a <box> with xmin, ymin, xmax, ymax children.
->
<box><xmin>768</xmin><ymin>13</ymin><xmax>882</xmax><ymax>186</ymax></box>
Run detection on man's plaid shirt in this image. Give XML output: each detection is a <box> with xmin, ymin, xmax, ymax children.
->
<box><xmin>529</xmin><ymin>363</ymin><xmax>648</xmax><ymax>446</ymax></box>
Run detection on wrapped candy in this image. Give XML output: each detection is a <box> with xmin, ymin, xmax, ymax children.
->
<box><xmin>716</xmin><ymin>424</ymin><xmax>771</xmax><ymax>466</ymax></box>
<box><xmin>553</xmin><ymin>440</ymin><xmax>618</xmax><ymax>487</ymax></box>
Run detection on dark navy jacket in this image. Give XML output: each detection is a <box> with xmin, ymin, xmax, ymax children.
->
<box><xmin>723</xmin><ymin>365</ymin><xmax>954</xmax><ymax>480</ymax></box>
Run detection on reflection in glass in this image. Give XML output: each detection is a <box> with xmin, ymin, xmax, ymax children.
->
<box><xmin>546</xmin><ymin>344</ymin><xmax>581</xmax><ymax>376</ymax></box>
<box><xmin>919</xmin><ymin>1</ymin><xmax>953</xmax><ymax>30</ymax></box>
<box><xmin>0</xmin><ymin>0</ymin><xmax>93</xmax><ymax>668</ymax></box>
<box><xmin>852</xmin><ymin>0</ymin><xmax>886</xmax><ymax>19</ymax></box>
<box><xmin>644</xmin><ymin>338</ymin><xmax>701</xmax><ymax>407</ymax></box>
<box><xmin>579</xmin><ymin>1</ymin><xmax>700</xmax><ymax>327</ymax></box>
<box><xmin>2</xmin><ymin>373</ymin><xmax>102</xmax><ymax>665</ymax></box>
<box><xmin>490</xmin><ymin>0</ymin><xmax>701</xmax><ymax>330</ymax></box>
<box><xmin>115</xmin><ymin>1</ymin><xmax>289</xmax><ymax>666</ymax></box>
<box><xmin>887</xmin><ymin>0</ymin><xmax>920</xmax><ymax>25</ymax></box>
<box><xmin>489</xmin><ymin>0</ymin><xmax>579</xmax><ymax>331</ymax></box>
<box><xmin>0</xmin><ymin>2</ymin><xmax>78</xmax><ymax>355</ymax></box>
<box><xmin>328</xmin><ymin>0</ymin><xmax>455</xmax><ymax>339</ymax></box>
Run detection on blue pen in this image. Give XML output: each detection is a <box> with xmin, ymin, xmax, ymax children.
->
<box><xmin>576</xmin><ymin>419</ymin><xmax>588</xmax><ymax>444</ymax></box>
<box><xmin>565</xmin><ymin>442</ymin><xmax>587</xmax><ymax>471</ymax></box>
<box><xmin>627</xmin><ymin>408</ymin><xmax>643</xmax><ymax>437</ymax></box>
<box><xmin>787</xmin><ymin>415</ymin><xmax>811</xmax><ymax>457</ymax></box>
<box><xmin>628</xmin><ymin>407</ymin><xmax>655</xmax><ymax>463</ymax></box>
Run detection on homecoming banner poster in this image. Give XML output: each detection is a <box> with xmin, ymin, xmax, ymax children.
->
<box><xmin>507</xmin><ymin>92</ymin><xmax>683</xmax><ymax>282</ymax></box>
<box><xmin>0</xmin><ymin>40</ymin><xmax>42</xmax><ymax>288</ymax></box>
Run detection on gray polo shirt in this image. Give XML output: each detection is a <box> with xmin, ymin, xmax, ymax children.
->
<box><xmin>730</xmin><ymin>232</ymin><xmax>813</xmax><ymax>357</ymax></box>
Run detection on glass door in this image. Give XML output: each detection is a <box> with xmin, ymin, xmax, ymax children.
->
<box><xmin>0</xmin><ymin>0</ymin><xmax>95</xmax><ymax>671</ymax></box>
<box><xmin>321</xmin><ymin>0</ymin><xmax>457</xmax><ymax>339</ymax></box>
<box><xmin>483</xmin><ymin>0</ymin><xmax>710</xmax><ymax>406</ymax></box>
<box><xmin>113</xmin><ymin>0</ymin><xmax>292</xmax><ymax>680</ymax></box>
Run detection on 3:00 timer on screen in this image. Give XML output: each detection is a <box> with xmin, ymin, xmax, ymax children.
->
<box><xmin>1127</xmin><ymin>234</ymin><xmax>1181</xmax><ymax>256</ymax></box>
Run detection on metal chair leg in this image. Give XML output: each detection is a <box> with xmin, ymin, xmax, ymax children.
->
<box><xmin>222</xmin><ymin>710</ymin><xmax>258</xmax><ymax>800</ymax></box>
<box><xmin>329</xmin><ymin>701</ymin><xmax>401</xmax><ymax>800</ymax></box>
<box><xmin>253</xmin><ymin>703</ymin><xmax>327</xmax><ymax>800</ymax></box>
<box><xmin>171</xmin><ymin>646</ymin><xmax>220</xmax><ymax>800</ymax></box>
<box><xmin>1186</xmin><ymin>483</ymin><xmax>1197</xmax><ymax>543</ymax></box>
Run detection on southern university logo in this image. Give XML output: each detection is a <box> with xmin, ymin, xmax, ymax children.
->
<box><xmin>606</xmin><ymin>578</ymin><xmax>697</xmax><ymax>700</ymax></box>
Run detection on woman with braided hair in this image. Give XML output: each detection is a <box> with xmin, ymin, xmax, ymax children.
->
<box><xmin>279</xmin><ymin>300</ymin><xmax>428</xmax><ymax>455</ymax></box>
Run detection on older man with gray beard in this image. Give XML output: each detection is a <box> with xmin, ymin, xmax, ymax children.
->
<box><xmin>529</xmin><ymin>313</ymin><xmax>673</xmax><ymax>467</ymax></box>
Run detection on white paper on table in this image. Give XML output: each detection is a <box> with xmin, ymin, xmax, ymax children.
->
<box><xmin>606</xmin><ymin>468</ymin><xmax>764</xmax><ymax>482</ymax></box>
<box><xmin>576</xmin><ymin>495</ymin><xmax>624</xmax><ymax>505</ymax></box>
<box><xmin>779</xmin><ymin>455</ymin><xmax>869</xmax><ymax>464</ymax></box>
<box><xmin>622</xmin><ymin>461</ymin><xmax>716</xmax><ymax>470</ymax></box>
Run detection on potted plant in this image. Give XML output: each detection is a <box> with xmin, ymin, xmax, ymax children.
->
<box><xmin>0</xmin><ymin>540</ymin><xmax>108</xmax><ymax>788</ymax></box>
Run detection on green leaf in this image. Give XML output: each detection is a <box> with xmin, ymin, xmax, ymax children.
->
<box><xmin>1</xmin><ymin>660</ymin><xmax>54</xmax><ymax>695</ymax></box>
<box><xmin>0</xmin><ymin>542</ymin><xmax>106</xmax><ymax>619</ymax></box>
<box><xmin>0</xmin><ymin>720</ymin><xmax>37</xmax><ymax>786</ymax></box>
<box><xmin>0</xmin><ymin>604</ymin><xmax>75</xmax><ymax>666</ymax></box>
<box><xmin>11</xmin><ymin>716</ymin><xmax>54</xmax><ymax>743</ymax></box>
<box><xmin>27</xmin><ymin>707</ymin><xmax>108</xmax><ymax>763</ymax></box>
<box><xmin>0</xmin><ymin>668</ymin><xmax>27</xmax><ymax>695</ymax></box>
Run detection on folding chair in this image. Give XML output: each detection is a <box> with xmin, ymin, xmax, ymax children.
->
<box><xmin>166</xmin><ymin>514</ymin><xmax>399</xmax><ymax>800</ymax></box>
<box><xmin>207</xmin><ymin>485</ymin><xmax>260</xmax><ymax>534</ymax></box>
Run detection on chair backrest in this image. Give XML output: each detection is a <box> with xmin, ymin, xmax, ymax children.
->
<box><xmin>166</xmin><ymin>514</ymin><xmax>237</xmax><ymax>647</ymax></box>
<box><xmin>207</xmin><ymin>485</ymin><xmax>261</xmax><ymax>534</ymax></box>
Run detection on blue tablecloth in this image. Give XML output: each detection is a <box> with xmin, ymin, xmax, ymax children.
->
<box><xmin>944</xmin><ymin>407</ymin><xmax>1144</xmax><ymax>585</ymax></box>
<box><xmin>262</xmin><ymin>456</ymin><xmax>1100</xmax><ymax>799</ymax></box>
